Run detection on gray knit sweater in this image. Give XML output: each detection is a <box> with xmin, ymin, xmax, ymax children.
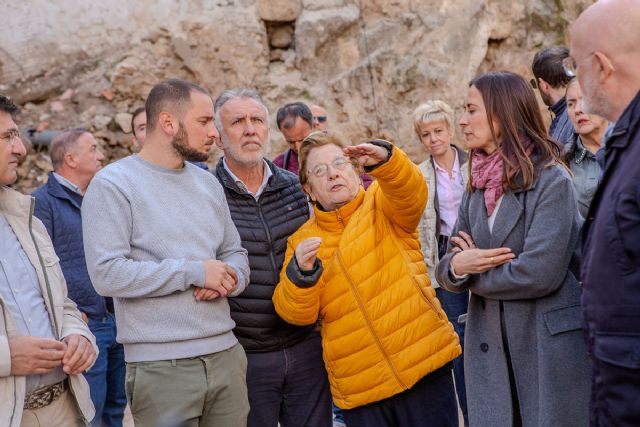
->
<box><xmin>82</xmin><ymin>155</ymin><xmax>249</xmax><ymax>362</ymax></box>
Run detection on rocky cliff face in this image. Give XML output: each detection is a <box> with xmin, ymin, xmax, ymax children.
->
<box><xmin>1</xmin><ymin>0</ymin><xmax>592</xmax><ymax>192</ymax></box>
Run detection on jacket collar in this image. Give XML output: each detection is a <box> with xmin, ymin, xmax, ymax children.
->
<box><xmin>608</xmin><ymin>90</ymin><xmax>640</xmax><ymax>149</ymax></box>
<box><xmin>455</xmin><ymin>145</ymin><xmax>469</xmax><ymax>164</ymax></box>
<box><xmin>550</xmin><ymin>97</ymin><xmax>567</xmax><ymax>117</ymax></box>
<box><xmin>215</xmin><ymin>157</ymin><xmax>294</xmax><ymax>196</ymax></box>
<box><xmin>0</xmin><ymin>186</ymin><xmax>33</xmax><ymax>218</ymax></box>
<box><xmin>313</xmin><ymin>187</ymin><xmax>365</xmax><ymax>231</ymax></box>
<box><xmin>45</xmin><ymin>172</ymin><xmax>82</xmax><ymax>209</ymax></box>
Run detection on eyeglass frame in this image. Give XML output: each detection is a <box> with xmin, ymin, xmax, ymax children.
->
<box><xmin>307</xmin><ymin>156</ymin><xmax>353</xmax><ymax>178</ymax></box>
<box><xmin>315</xmin><ymin>116</ymin><xmax>327</xmax><ymax>123</ymax></box>
<box><xmin>0</xmin><ymin>129</ymin><xmax>21</xmax><ymax>147</ymax></box>
<box><xmin>562</xmin><ymin>51</ymin><xmax>615</xmax><ymax>78</ymax></box>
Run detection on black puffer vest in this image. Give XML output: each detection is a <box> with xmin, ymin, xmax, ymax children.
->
<box><xmin>215</xmin><ymin>158</ymin><xmax>313</xmax><ymax>352</ymax></box>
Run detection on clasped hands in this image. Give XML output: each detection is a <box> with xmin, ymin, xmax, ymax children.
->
<box><xmin>193</xmin><ymin>259</ymin><xmax>238</xmax><ymax>301</ymax></box>
<box><xmin>9</xmin><ymin>334</ymin><xmax>96</xmax><ymax>376</ymax></box>
<box><xmin>449</xmin><ymin>231</ymin><xmax>515</xmax><ymax>275</ymax></box>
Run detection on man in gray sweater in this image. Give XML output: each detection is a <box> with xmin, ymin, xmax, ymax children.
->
<box><xmin>82</xmin><ymin>79</ymin><xmax>250</xmax><ymax>427</ymax></box>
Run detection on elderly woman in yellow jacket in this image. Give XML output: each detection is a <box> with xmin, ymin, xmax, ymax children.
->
<box><xmin>272</xmin><ymin>132</ymin><xmax>461</xmax><ymax>427</ymax></box>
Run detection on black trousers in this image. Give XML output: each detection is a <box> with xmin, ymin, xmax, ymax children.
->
<box><xmin>342</xmin><ymin>364</ymin><xmax>457</xmax><ymax>427</ymax></box>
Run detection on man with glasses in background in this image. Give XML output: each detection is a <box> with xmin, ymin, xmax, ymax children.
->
<box><xmin>1</xmin><ymin>95</ymin><xmax>97</xmax><ymax>427</ymax></box>
<box><xmin>310</xmin><ymin>104</ymin><xmax>329</xmax><ymax>131</ymax></box>
<box><xmin>274</xmin><ymin>102</ymin><xmax>372</xmax><ymax>189</ymax></box>
<box><xmin>570</xmin><ymin>0</ymin><xmax>640</xmax><ymax>425</ymax></box>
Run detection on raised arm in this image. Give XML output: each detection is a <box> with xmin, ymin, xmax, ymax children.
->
<box><xmin>349</xmin><ymin>141</ymin><xmax>427</xmax><ymax>233</ymax></box>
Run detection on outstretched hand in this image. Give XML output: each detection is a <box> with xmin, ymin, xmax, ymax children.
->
<box><xmin>343</xmin><ymin>143</ymin><xmax>388</xmax><ymax>167</ymax></box>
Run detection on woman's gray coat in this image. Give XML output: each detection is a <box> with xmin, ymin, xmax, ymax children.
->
<box><xmin>436</xmin><ymin>165</ymin><xmax>590</xmax><ymax>427</ymax></box>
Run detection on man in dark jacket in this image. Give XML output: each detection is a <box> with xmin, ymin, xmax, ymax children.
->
<box><xmin>532</xmin><ymin>46</ymin><xmax>575</xmax><ymax>144</ymax></box>
<box><xmin>571</xmin><ymin>1</ymin><xmax>640</xmax><ymax>425</ymax></box>
<box><xmin>214</xmin><ymin>89</ymin><xmax>332</xmax><ymax>427</ymax></box>
<box><xmin>33</xmin><ymin>129</ymin><xmax>126</xmax><ymax>427</ymax></box>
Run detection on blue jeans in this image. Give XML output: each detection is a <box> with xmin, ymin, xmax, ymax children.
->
<box><xmin>84</xmin><ymin>314</ymin><xmax>126</xmax><ymax>427</ymax></box>
<box><xmin>333</xmin><ymin>403</ymin><xmax>345</xmax><ymax>424</ymax></box>
<box><xmin>435</xmin><ymin>287</ymin><xmax>469</xmax><ymax>426</ymax></box>
<box><xmin>246</xmin><ymin>333</ymin><xmax>332</xmax><ymax>427</ymax></box>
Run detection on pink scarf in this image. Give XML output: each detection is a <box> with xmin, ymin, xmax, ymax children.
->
<box><xmin>471</xmin><ymin>149</ymin><xmax>504</xmax><ymax>217</ymax></box>
<box><xmin>471</xmin><ymin>137</ymin><xmax>535</xmax><ymax>216</ymax></box>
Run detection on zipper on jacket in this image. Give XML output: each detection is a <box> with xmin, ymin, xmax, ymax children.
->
<box><xmin>335</xmin><ymin>248</ymin><xmax>408</xmax><ymax>390</ymax></box>
<box><xmin>28</xmin><ymin>198</ymin><xmax>60</xmax><ymax>338</ymax></box>
<box><xmin>257</xmin><ymin>198</ymin><xmax>280</xmax><ymax>287</ymax></box>
<box><xmin>28</xmin><ymin>199</ymin><xmax>89</xmax><ymax>425</ymax></box>
<box><xmin>392</xmin><ymin>237</ymin><xmax>445</xmax><ymax>321</ymax></box>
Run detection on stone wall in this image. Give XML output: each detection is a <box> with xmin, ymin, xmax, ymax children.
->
<box><xmin>1</xmin><ymin>0</ymin><xmax>593</xmax><ymax>192</ymax></box>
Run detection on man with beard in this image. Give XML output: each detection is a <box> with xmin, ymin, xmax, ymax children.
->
<box><xmin>531</xmin><ymin>46</ymin><xmax>575</xmax><ymax>144</ymax></box>
<box><xmin>82</xmin><ymin>79</ymin><xmax>251</xmax><ymax>427</ymax></box>
<box><xmin>570</xmin><ymin>1</ymin><xmax>640</xmax><ymax>425</ymax></box>
<box><xmin>130</xmin><ymin>106</ymin><xmax>209</xmax><ymax>170</ymax></box>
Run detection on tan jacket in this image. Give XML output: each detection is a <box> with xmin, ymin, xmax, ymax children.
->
<box><xmin>0</xmin><ymin>186</ymin><xmax>96</xmax><ymax>427</ymax></box>
<box><xmin>418</xmin><ymin>146</ymin><xmax>469</xmax><ymax>288</ymax></box>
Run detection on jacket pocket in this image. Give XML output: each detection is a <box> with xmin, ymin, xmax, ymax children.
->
<box><xmin>594</xmin><ymin>333</ymin><xmax>640</xmax><ymax>369</ymax></box>
<box><xmin>543</xmin><ymin>304</ymin><xmax>583</xmax><ymax>336</ymax></box>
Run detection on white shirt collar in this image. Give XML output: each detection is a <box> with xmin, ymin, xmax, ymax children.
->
<box><xmin>433</xmin><ymin>147</ymin><xmax>461</xmax><ymax>176</ymax></box>
<box><xmin>52</xmin><ymin>172</ymin><xmax>83</xmax><ymax>195</ymax></box>
<box><xmin>222</xmin><ymin>158</ymin><xmax>272</xmax><ymax>200</ymax></box>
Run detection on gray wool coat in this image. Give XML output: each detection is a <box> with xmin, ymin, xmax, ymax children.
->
<box><xmin>436</xmin><ymin>164</ymin><xmax>591</xmax><ymax>427</ymax></box>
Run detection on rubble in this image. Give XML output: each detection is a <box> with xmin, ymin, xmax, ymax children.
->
<box><xmin>2</xmin><ymin>0</ymin><xmax>594</xmax><ymax>194</ymax></box>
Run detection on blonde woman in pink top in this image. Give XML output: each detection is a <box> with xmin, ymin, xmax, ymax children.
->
<box><xmin>414</xmin><ymin>100</ymin><xmax>469</xmax><ymax>425</ymax></box>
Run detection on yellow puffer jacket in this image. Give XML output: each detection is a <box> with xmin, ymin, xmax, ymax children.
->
<box><xmin>272</xmin><ymin>145</ymin><xmax>461</xmax><ymax>409</ymax></box>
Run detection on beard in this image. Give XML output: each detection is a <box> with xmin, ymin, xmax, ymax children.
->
<box><xmin>540</xmin><ymin>90</ymin><xmax>554</xmax><ymax>107</ymax></box>
<box><xmin>171</xmin><ymin>122</ymin><xmax>210</xmax><ymax>162</ymax></box>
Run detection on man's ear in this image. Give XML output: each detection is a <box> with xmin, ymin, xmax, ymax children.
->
<box><xmin>214</xmin><ymin>133</ymin><xmax>225</xmax><ymax>150</ymax></box>
<box><xmin>158</xmin><ymin>112</ymin><xmax>176</xmax><ymax>135</ymax></box>
<box><xmin>538</xmin><ymin>78</ymin><xmax>551</xmax><ymax>94</ymax></box>
<box><xmin>64</xmin><ymin>152</ymin><xmax>77</xmax><ymax>169</ymax></box>
<box><xmin>594</xmin><ymin>52</ymin><xmax>615</xmax><ymax>83</ymax></box>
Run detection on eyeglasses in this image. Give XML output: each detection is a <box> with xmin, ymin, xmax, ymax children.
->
<box><xmin>562</xmin><ymin>52</ymin><xmax>615</xmax><ymax>78</ymax></box>
<box><xmin>529</xmin><ymin>78</ymin><xmax>538</xmax><ymax>89</ymax></box>
<box><xmin>0</xmin><ymin>129</ymin><xmax>20</xmax><ymax>147</ymax></box>
<box><xmin>562</xmin><ymin>56</ymin><xmax>581</xmax><ymax>77</ymax></box>
<box><xmin>308</xmin><ymin>157</ymin><xmax>352</xmax><ymax>178</ymax></box>
<box><xmin>316</xmin><ymin>116</ymin><xmax>327</xmax><ymax>123</ymax></box>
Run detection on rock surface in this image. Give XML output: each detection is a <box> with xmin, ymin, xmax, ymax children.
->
<box><xmin>1</xmin><ymin>0</ymin><xmax>593</xmax><ymax>193</ymax></box>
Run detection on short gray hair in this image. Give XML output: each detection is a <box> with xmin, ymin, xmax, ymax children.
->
<box><xmin>49</xmin><ymin>128</ymin><xmax>88</xmax><ymax>170</ymax></box>
<box><xmin>214</xmin><ymin>88</ymin><xmax>269</xmax><ymax>132</ymax></box>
